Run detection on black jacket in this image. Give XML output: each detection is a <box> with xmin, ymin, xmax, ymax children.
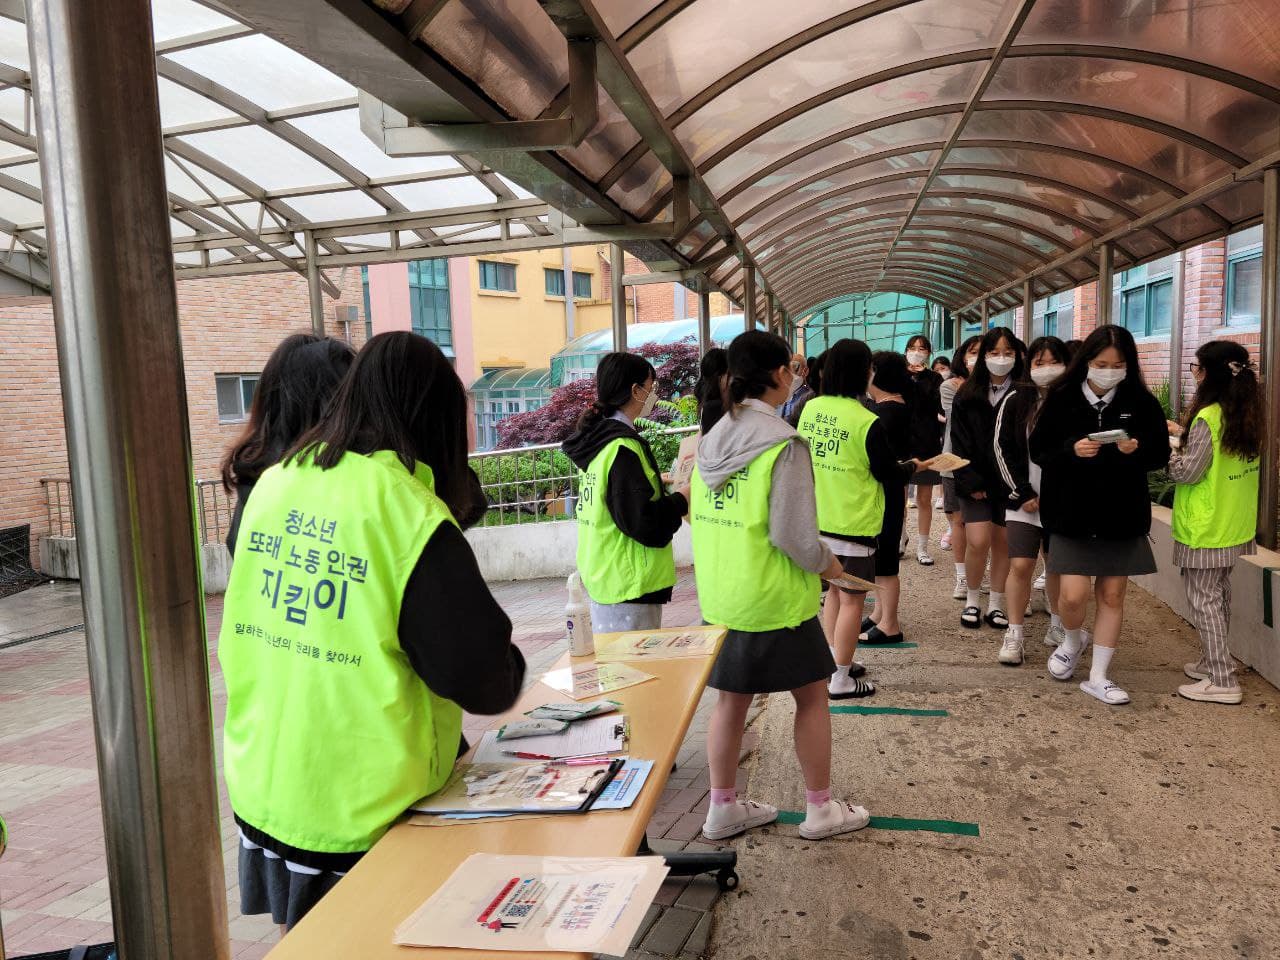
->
<box><xmin>1028</xmin><ymin>380</ymin><xmax>1170</xmax><ymax>539</ymax></box>
<box><xmin>562</xmin><ymin>415</ymin><xmax>687</xmax><ymax>604</ymax></box>
<box><xmin>949</xmin><ymin>383</ymin><xmax>1010</xmax><ymax>499</ymax></box>
<box><xmin>908</xmin><ymin>369</ymin><xmax>944</xmax><ymax>459</ymax></box>
<box><xmin>992</xmin><ymin>384</ymin><xmax>1041</xmax><ymax>510</ymax></box>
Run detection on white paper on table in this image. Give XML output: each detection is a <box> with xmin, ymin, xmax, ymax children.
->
<box><xmin>541</xmin><ymin>662</ymin><xmax>656</xmax><ymax>701</ymax></box>
<box><xmin>394</xmin><ymin>853</ymin><xmax>669</xmax><ymax>955</ymax></box>
<box><xmin>593</xmin><ymin>625</ymin><xmax>726</xmax><ymax>662</ymax></box>
<box><xmin>469</xmin><ymin>714</ymin><xmax>628</xmax><ymax>764</ymax></box>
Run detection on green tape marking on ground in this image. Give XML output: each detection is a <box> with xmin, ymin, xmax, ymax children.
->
<box><xmin>829</xmin><ymin>705</ymin><xmax>949</xmax><ymax>717</ymax></box>
<box><xmin>860</xmin><ymin>642</ymin><xmax>918</xmax><ymax>650</ymax></box>
<box><xmin>776</xmin><ymin>811</ymin><xmax>978</xmax><ymax>837</ymax></box>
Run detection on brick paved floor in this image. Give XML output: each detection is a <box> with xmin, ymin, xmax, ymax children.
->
<box><xmin>0</xmin><ymin>571</ymin><xmax>741</xmax><ymax>958</ymax></box>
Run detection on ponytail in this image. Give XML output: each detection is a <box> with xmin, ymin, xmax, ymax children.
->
<box><xmin>1184</xmin><ymin>340</ymin><xmax>1263</xmax><ymax>460</ymax></box>
<box><xmin>576</xmin><ymin>351</ymin><xmax>656</xmax><ymax>431</ymax></box>
<box><xmin>722</xmin><ymin>330</ymin><xmax>791</xmax><ymax>415</ymax></box>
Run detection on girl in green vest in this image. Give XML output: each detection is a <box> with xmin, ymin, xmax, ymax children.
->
<box><xmin>563</xmin><ymin>352</ymin><xmax>689</xmax><ymax>632</ymax></box>
<box><xmin>1168</xmin><ymin>340</ymin><xmax>1262</xmax><ymax>704</ymax></box>
<box><xmin>693</xmin><ymin>331</ymin><xmax>870</xmax><ymax>842</ymax></box>
<box><xmin>221</xmin><ymin>333</ymin><xmax>525</xmax><ymax>930</ymax></box>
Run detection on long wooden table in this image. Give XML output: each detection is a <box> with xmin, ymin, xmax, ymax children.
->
<box><xmin>266</xmin><ymin>649</ymin><xmax>719</xmax><ymax>959</ymax></box>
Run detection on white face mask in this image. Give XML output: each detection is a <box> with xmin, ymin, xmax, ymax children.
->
<box><xmin>637</xmin><ymin>384</ymin><xmax>657</xmax><ymax>419</ymax></box>
<box><xmin>1029</xmin><ymin>364</ymin><xmax>1064</xmax><ymax>387</ymax></box>
<box><xmin>986</xmin><ymin>355</ymin><xmax>1015</xmax><ymax>377</ymax></box>
<box><xmin>1088</xmin><ymin>366</ymin><xmax>1126</xmax><ymax>392</ymax></box>
<box><xmin>906</xmin><ymin>350</ymin><xmax>928</xmax><ymax>367</ymax></box>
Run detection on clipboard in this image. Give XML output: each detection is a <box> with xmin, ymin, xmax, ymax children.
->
<box><xmin>410</xmin><ymin>758</ymin><xmax>626</xmax><ymax>817</ymax></box>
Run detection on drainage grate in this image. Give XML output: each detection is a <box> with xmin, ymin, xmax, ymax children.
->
<box><xmin>0</xmin><ymin>622</ymin><xmax>85</xmax><ymax>651</ymax></box>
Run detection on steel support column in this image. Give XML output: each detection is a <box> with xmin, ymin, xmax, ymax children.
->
<box><xmin>743</xmin><ymin>263</ymin><xmax>757</xmax><ymax>332</ymax></box>
<box><xmin>1168</xmin><ymin>250</ymin><xmax>1187</xmax><ymax>417</ymax></box>
<box><xmin>766</xmin><ymin>293</ymin><xmax>776</xmax><ymax>334</ymax></box>
<box><xmin>1258</xmin><ymin>168</ymin><xmax>1280</xmax><ymax>549</ymax></box>
<box><xmin>561</xmin><ymin>246</ymin><xmax>576</xmax><ymax>340</ymax></box>
<box><xmin>611</xmin><ymin>241</ymin><xmax>626</xmax><ymax>351</ymax></box>
<box><xmin>1022</xmin><ymin>279</ymin><xmax>1033</xmax><ymax>341</ymax></box>
<box><xmin>305</xmin><ymin>229</ymin><xmax>324</xmax><ymax>336</ymax></box>
<box><xmin>980</xmin><ymin>299</ymin><xmax>989</xmax><ymax>331</ymax></box>
<box><xmin>26</xmin><ymin>1</ymin><xmax>230</xmax><ymax>958</ymax></box>
<box><xmin>1096</xmin><ymin>241</ymin><xmax>1114</xmax><ymax>326</ymax></box>
<box><xmin>697</xmin><ymin>287</ymin><xmax>711</xmax><ymax>355</ymax></box>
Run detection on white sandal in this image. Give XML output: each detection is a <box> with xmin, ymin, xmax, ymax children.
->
<box><xmin>1079</xmin><ymin>679</ymin><xmax>1130</xmax><ymax>705</ymax></box>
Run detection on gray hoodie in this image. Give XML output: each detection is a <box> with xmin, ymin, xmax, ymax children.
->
<box><xmin>696</xmin><ymin>399</ymin><xmax>834</xmax><ymax>575</ymax></box>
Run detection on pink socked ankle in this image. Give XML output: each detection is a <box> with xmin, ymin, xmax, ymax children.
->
<box><xmin>709</xmin><ymin>787</ymin><xmax>737</xmax><ymax>806</ymax></box>
<box><xmin>805</xmin><ymin>787</ymin><xmax>832</xmax><ymax>807</ymax></box>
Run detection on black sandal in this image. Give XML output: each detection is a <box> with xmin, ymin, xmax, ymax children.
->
<box><xmin>829</xmin><ymin>677</ymin><xmax>876</xmax><ymax>700</ymax></box>
<box><xmin>861</xmin><ymin>625</ymin><xmax>905</xmax><ymax>645</ymax></box>
<box><xmin>984</xmin><ymin>608</ymin><xmax>1009</xmax><ymax>629</ymax></box>
<box><xmin>961</xmin><ymin>606</ymin><xmax>981</xmax><ymax>629</ymax></box>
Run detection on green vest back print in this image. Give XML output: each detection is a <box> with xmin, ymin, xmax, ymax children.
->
<box><xmin>1172</xmin><ymin>403</ymin><xmax>1260</xmax><ymax>550</ymax></box>
<box><xmin>796</xmin><ymin>395</ymin><xmax>884</xmax><ymax>538</ymax></box>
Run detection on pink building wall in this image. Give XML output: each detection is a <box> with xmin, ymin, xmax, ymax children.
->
<box><xmin>367</xmin><ymin>262</ymin><xmax>411</xmax><ymax>333</ymax></box>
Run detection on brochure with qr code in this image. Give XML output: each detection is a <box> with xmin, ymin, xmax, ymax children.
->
<box><xmin>593</xmin><ymin>625</ymin><xmax>726</xmax><ymax>662</ymax></box>
<box><xmin>395</xmin><ymin>854</ymin><xmax>669</xmax><ymax>954</ymax></box>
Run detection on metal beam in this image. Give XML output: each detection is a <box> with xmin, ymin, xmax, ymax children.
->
<box><xmin>743</xmin><ymin>262</ymin><xmax>757</xmax><ymax>332</ymax></box>
<box><xmin>26</xmin><ymin>1</ymin><xmax>229</xmax><ymax>958</ymax></box>
<box><xmin>1168</xmin><ymin>250</ymin><xmax>1186</xmax><ymax>416</ymax></box>
<box><xmin>305</xmin><ymin>230</ymin><xmax>325</xmax><ymax>336</ymax></box>
<box><xmin>981</xmin><ymin>299</ymin><xmax>989</xmax><ymax>331</ymax></box>
<box><xmin>561</xmin><ymin>246</ymin><xmax>576</xmax><ymax>340</ymax></box>
<box><xmin>1022</xmin><ymin>279</ymin><xmax>1033</xmax><ymax>341</ymax></box>
<box><xmin>1096</xmin><ymin>242</ymin><xmax>1114</xmax><ymax>326</ymax></box>
<box><xmin>697</xmin><ymin>286</ymin><xmax>711</xmax><ymax>355</ymax></box>
<box><xmin>1259</xmin><ymin>167</ymin><xmax>1280</xmax><ymax>550</ymax></box>
<box><xmin>611</xmin><ymin>241</ymin><xmax>626</xmax><ymax>351</ymax></box>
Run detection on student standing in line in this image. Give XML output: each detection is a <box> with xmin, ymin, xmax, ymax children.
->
<box><xmin>939</xmin><ymin>336</ymin><xmax>981</xmax><ymax>578</ymax></box>
<box><xmin>221</xmin><ymin>333</ymin><xmax>525</xmax><ymax>930</ymax></box>
<box><xmin>1029</xmin><ymin>325</ymin><xmax>1169</xmax><ymax>705</ymax></box>
<box><xmin>932</xmin><ymin>355</ymin><xmax>952</xmax><ymax>379</ymax></box>
<box><xmin>563</xmin><ymin>353</ymin><xmax>689</xmax><ymax>633</ymax></box>
<box><xmin>905</xmin><ymin>335</ymin><xmax>945</xmax><ymax>567</ymax></box>
<box><xmin>695</xmin><ymin>347</ymin><xmax>729</xmax><ymax>434</ymax></box>
<box><xmin>800</xmin><ymin>339</ymin><xmax>920</xmax><ymax>698</ymax></box>
<box><xmin>781</xmin><ymin>353</ymin><xmax>813</xmax><ymax>424</ymax></box>
<box><xmin>859</xmin><ymin>351</ymin><xmax>915</xmax><ymax>645</ymax></box>
<box><xmin>1168</xmin><ymin>341</ymin><xmax>1262</xmax><ymax>705</ymax></box>
<box><xmin>693</xmin><ymin>331</ymin><xmax>869</xmax><ymax>842</ymax></box>
<box><xmin>785</xmin><ymin>351</ymin><xmax>825</xmax><ymax>427</ymax></box>
<box><xmin>993</xmin><ymin>336</ymin><xmax>1069</xmax><ymax>665</ymax></box>
<box><xmin>951</xmin><ymin>327</ymin><xmax>1025</xmax><ymax>630</ymax></box>
<box><xmin>222</xmin><ymin>333</ymin><xmax>355</xmax><ymax>556</ymax></box>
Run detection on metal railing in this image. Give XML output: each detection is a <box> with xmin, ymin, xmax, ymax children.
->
<box><xmin>468</xmin><ymin>425</ymin><xmax>696</xmax><ymax>527</ymax></box>
<box><xmin>41</xmin><ymin>477</ymin><xmax>236</xmax><ymax>546</ymax></box>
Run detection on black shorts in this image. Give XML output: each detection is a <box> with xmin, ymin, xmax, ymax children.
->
<box><xmin>837</xmin><ymin>553</ymin><xmax>876</xmax><ymax>593</ymax></box>
<box><xmin>942</xmin><ymin>477</ymin><xmax>960</xmax><ymax>513</ymax></box>
<box><xmin>1006</xmin><ymin>520</ymin><xmax>1049</xmax><ymax>559</ymax></box>
<box><xmin>959</xmin><ymin>495</ymin><xmax>1005</xmax><ymax>526</ymax></box>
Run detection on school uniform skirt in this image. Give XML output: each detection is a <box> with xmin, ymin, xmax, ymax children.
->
<box><xmin>1046</xmin><ymin>534</ymin><xmax>1156</xmax><ymax>577</ymax></box>
<box><xmin>708</xmin><ymin>617</ymin><xmax>835</xmax><ymax>694</ymax></box>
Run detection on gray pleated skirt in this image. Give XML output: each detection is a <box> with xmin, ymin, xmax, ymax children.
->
<box><xmin>1046</xmin><ymin>534</ymin><xmax>1156</xmax><ymax>578</ymax></box>
<box><xmin>707</xmin><ymin>616</ymin><xmax>835</xmax><ymax>694</ymax></box>
<box><xmin>239</xmin><ymin>840</ymin><xmax>346</xmax><ymax>929</ymax></box>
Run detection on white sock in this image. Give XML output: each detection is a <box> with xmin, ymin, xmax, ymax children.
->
<box><xmin>1062</xmin><ymin>628</ymin><xmax>1084</xmax><ymax>655</ymax></box>
<box><xmin>966</xmin><ymin>589</ymin><xmax>981</xmax><ymax>607</ymax></box>
<box><xmin>917</xmin><ymin>534</ymin><xmax>929</xmax><ymax>551</ymax></box>
<box><xmin>955</xmin><ymin>562</ymin><xmax>966</xmax><ymax>579</ymax></box>
<box><xmin>833</xmin><ymin>663</ymin><xmax>851</xmax><ymax>679</ymax></box>
<box><xmin>1090</xmin><ymin>645</ymin><xmax>1115</xmax><ymax>685</ymax></box>
<box><xmin>1006</xmin><ymin>623</ymin><xmax>1024</xmax><ymax>640</ymax></box>
<box><xmin>989</xmin><ymin>591</ymin><xmax>1006</xmax><ymax>613</ymax></box>
<box><xmin>1050</xmin><ymin>613</ymin><xmax>1063</xmax><ymax>630</ymax></box>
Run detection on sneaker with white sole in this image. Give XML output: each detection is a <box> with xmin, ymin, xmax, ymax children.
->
<box><xmin>1043</xmin><ymin>624</ymin><xmax>1066</xmax><ymax>649</ymax></box>
<box><xmin>1183</xmin><ymin>662</ymin><xmax>1210</xmax><ymax>681</ymax></box>
<box><xmin>1177</xmin><ymin>678</ymin><xmax>1243</xmax><ymax>704</ymax></box>
<box><xmin>940</xmin><ymin>531</ymin><xmax>952</xmax><ymax>551</ymax></box>
<box><xmin>702</xmin><ymin>798</ymin><xmax>778</xmax><ymax>840</ymax></box>
<box><xmin>798</xmin><ymin>799</ymin><xmax>871</xmax><ymax>840</ymax></box>
<box><xmin>1080</xmin><ymin>679</ymin><xmax>1130</xmax><ymax>705</ymax></box>
<box><xmin>952</xmin><ymin>573</ymin><xmax>967</xmax><ymax>600</ymax></box>
<box><xmin>1047</xmin><ymin>632</ymin><xmax>1091</xmax><ymax>680</ymax></box>
<box><xmin>917</xmin><ymin>548</ymin><xmax>935</xmax><ymax>566</ymax></box>
<box><xmin>934</xmin><ymin>497</ymin><xmax>944</xmax><ymax>509</ymax></box>
<box><xmin>998</xmin><ymin>631</ymin><xmax>1024</xmax><ymax>665</ymax></box>
<box><xmin>1033</xmin><ymin>573</ymin><xmax>1047</xmax><ymax>591</ymax></box>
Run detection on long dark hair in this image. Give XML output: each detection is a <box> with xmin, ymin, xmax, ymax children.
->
<box><xmin>905</xmin><ymin>334</ymin><xmax>932</xmax><ymax>355</ymax></box>
<box><xmin>956</xmin><ymin>327</ymin><xmax>1026</xmax><ymax>407</ymax></box>
<box><xmin>577</xmin><ymin>352</ymin><xmax>656</xmax><ymax>431</ymax></box>
<box><xmin>289</xmin><ymin>332</ymin><xmax>479</xmax><ymax>524</ymax></box>
<box><xmin>1026</xmin><ymin>336</ymin><xmax>1069</xmax><ymax>369</ymax></box>
<box><xmin>807</xmin><ymin>349</ymin><xmax>828</xmax><ymax>395</ymax></box>
<box><xmin>220</xmin><ymin>333</ymin><xmax>354</xmax><ymax>492</ymax></box>
<box><xmin>1047</xmin><ymin>324</ymin><xmax>1146</xmax><ymax>403</ymax></box>
<box><xmin>1184</xmin><ymin>340</ymin><xmax>1263</xmax><ymax>460</ymax></box>
<box><xmin>724</xmin><ymin>330</ymin><xmax>791</xmax><ymax>411</ymax></box>
<box><xmin>695</xmin><ymin>347</ymin><xmax>729</xmax><ymax>434</ymax></box>
<box><xmin>823</xmin><ymin>338</ymin><xmax>872</xmax><ymax>400</ymax></box>
<box><xmin>950</xmin><ymin>335</ymin><xmax>982</xmax><ymax>380</ymax></box>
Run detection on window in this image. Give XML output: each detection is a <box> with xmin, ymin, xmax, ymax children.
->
<box><xmin>572</xmin><ymin>271</ymin><xmax>592</xmax><ymax>299</ymax></box>
<box><xmin>1117</xmin><ymin>257</ymin><xmax>1174</xmax><ymax>337</ymax></box>
<box><xmin>361</xmin><ymin>265</ymin><xmax>373</xmax><ymax>341</ymax></box>
<box><xmin>479</xmin><ymin>260</ymin><xmax>517</xmax><ymax>292</ymax></box>
<box><xmin>544</xmin><ymin>268</ymin><xmax>565</xmax><ymax>296</ymax></box>
<box><xmin>409</xmin><ymin>258</ymin><xmax>452</xmax><ymax>350</ymax></box>
<box><xmin>216</xmin><ymin>374</ymin><xmax>259</xmax><ymax>423</ymax></box>
<box><xmin>1226</xmin><ymin>225</ymin><xmax>1262</xmax><ymax>327</ymax></box>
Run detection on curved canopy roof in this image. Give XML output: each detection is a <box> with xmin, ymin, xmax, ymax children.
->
<box><xmin>470</xmin><ymin>366</ymin><xmax>553</xmax><ymax>392</ymax></box>
<box><xmin>557</xmin><ymin>314</ymin><xmax>749</xmax><ymax>355</ymax></box>
<box><xmin>294</xmin><ymin>0</ymin><xmax>1280</xmax><ymax>317</ymax></box>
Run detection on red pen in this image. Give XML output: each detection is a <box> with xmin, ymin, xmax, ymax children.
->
<box><xmin>511</xmin><ymin>751</ymin><xmax>555</xmax><ymax>760</ymax></box>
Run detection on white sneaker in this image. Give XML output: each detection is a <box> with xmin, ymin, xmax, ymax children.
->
<box><xmin>1033</xmin><ymin>573</ymin><xmax>1047</xmax><ymax>591</ymax></box>
<box><xmin>998</xmin><ymin>631</ymin><xmax>1024</xmax><ymax>666</ymax></box>
<box><xmin>1177</xmin><ymin>678</ymin><xmax>1242</xmax><ymax>704</ymax></box>
<box><xmin>1047</xmin><ymin>632</ymin><xmax>1091</xmax><ymax>680</ymax></box>
<box><xmin>1043</xmin><ymin>624</ymin><xmax>1066</xmax><ymax>649</ymax></box>
<box><xmin>1080</xmin><ymin>679</ymin><xmax>1130</xmax><ymax>705</ymax></box>
<box><xmin>934</xmin><ymin>497</ymin><xmax>944</xmax><ymax>509</ymax></box>
<box><xmin>952</xmin><ymin>573</ymin><xmax>967</xmax><ymax>600</ymax></box>
<box><xmin>798</xmin><ymin>799</ymin><xmax>871</xmax><ymax>840</ymax></box>
<box><xmin>940</xmin><ymin>531</ymin><xmax>952</xmax><ymax>551</ymax></box>
<box><xmin>917</xmin><ymin>548</ymin><xmax>934</xmax><ymax>567</ymax></box>
<box><xmin>1183</xmin><ymin>662</ymin><xmax>1210</xmax><ymax>681</ymax></box>
<box><xmin>907</xmin><ymin>497</ymin><xmax>917</xmax><ymax>509</ymax></box>
<box><xmin>702</xmin><ymin>798</ymin><xmax>778</xmax><ymax>840</ymax></box>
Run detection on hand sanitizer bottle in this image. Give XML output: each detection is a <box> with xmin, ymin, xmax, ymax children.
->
<box><xmin>566</xmin><ymin>572</ymin><xmax>595</xmax><ymax>657</ymax></box>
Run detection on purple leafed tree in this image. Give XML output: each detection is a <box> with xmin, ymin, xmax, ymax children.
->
<box><xmin>495</xmin><ymin>338</ymin><xmax>701</xmax><ymax>449</ymax></box>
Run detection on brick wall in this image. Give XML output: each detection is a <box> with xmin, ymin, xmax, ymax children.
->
<box><xmin>0</xmin><ymin>269</ymin><xmax>363</xmax><ymax>567</ymax></box>
<box><xmin>600</xmin><ymin>252</ymin><xmax>733</xmax><ymax>325</ymax></box>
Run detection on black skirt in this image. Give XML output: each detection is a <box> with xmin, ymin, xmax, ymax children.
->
<box><xmin>239</xmin><ymin>840</ymin><xmax>348</xmax><ymax>929</ymax></box>
<box><xmin>707</xmin><ymin>616</ymin><xmax>835</xmax><ymax>694</ymax></box>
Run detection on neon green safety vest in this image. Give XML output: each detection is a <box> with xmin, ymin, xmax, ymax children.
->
<box><xmin>690</xmin><ymin>440</ymin><xmax>821</xmax><ymax>632</ymax></box>
<box><xmin>1172</xmin><ymin>403</ymin><xmax>1260</xmax><ymax>549</ymax></box>
<box><xmin>575</xmin><ymin>436</ymin><xmax>677</xmax><ymax>604</ymax></box>
<box><xmin>220</xmin><ymin>448</ymin><xmax>463</xmax><ymax>854</ymax></box>
<box><xmin>796</xmin><ymin>395</ymin><xmax>884</xmax><ymax>538</ymax></box>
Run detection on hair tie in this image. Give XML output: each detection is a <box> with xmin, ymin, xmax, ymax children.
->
<box><xmin>1227</xmin><ymin>360</ymin><xmax>1255</xmax><ymax>377</ymax></box>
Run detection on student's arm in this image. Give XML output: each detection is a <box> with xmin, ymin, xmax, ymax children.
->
<box><xmin>605</xmin><ymin>447</ymin><xmax>688</xmax><ymax>548</ymax></box>
<box><xmin>398</xmin><ymin>523</ymin><xmax>525</xmax><ymax>715</ymax></box>
<box><xmin>1132</xmin><ymin>393</ymin><xmax>1174</xmax><ymax>471</ymax></box>
<box><xmin>993</xmin><ymin>392</ymin><xmax>1035</xmax><ymax>507</ymax></box>
<box><xmin>1167</xmin><ymin>419</ymin><xmax>1212</xmax><ymax>485</ymax></box>
<box><xmin>1028</xmin><ymin>394</ymin><xmax>1079</xmax><ymax>468</ymax></box>
<box><xmin>866</xmin><ymin>420</ymin><xmax>913</xmax><ymax>487</ymax></box>
<box><xmin>948</xmin><ymin>395</ymin><xmax>986</xmax><ymax>496</ymax></box>
<box><xmin>766</xmin><ymin>441</ymin><xmax>836</xmax><ymax>574</ymax></box>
